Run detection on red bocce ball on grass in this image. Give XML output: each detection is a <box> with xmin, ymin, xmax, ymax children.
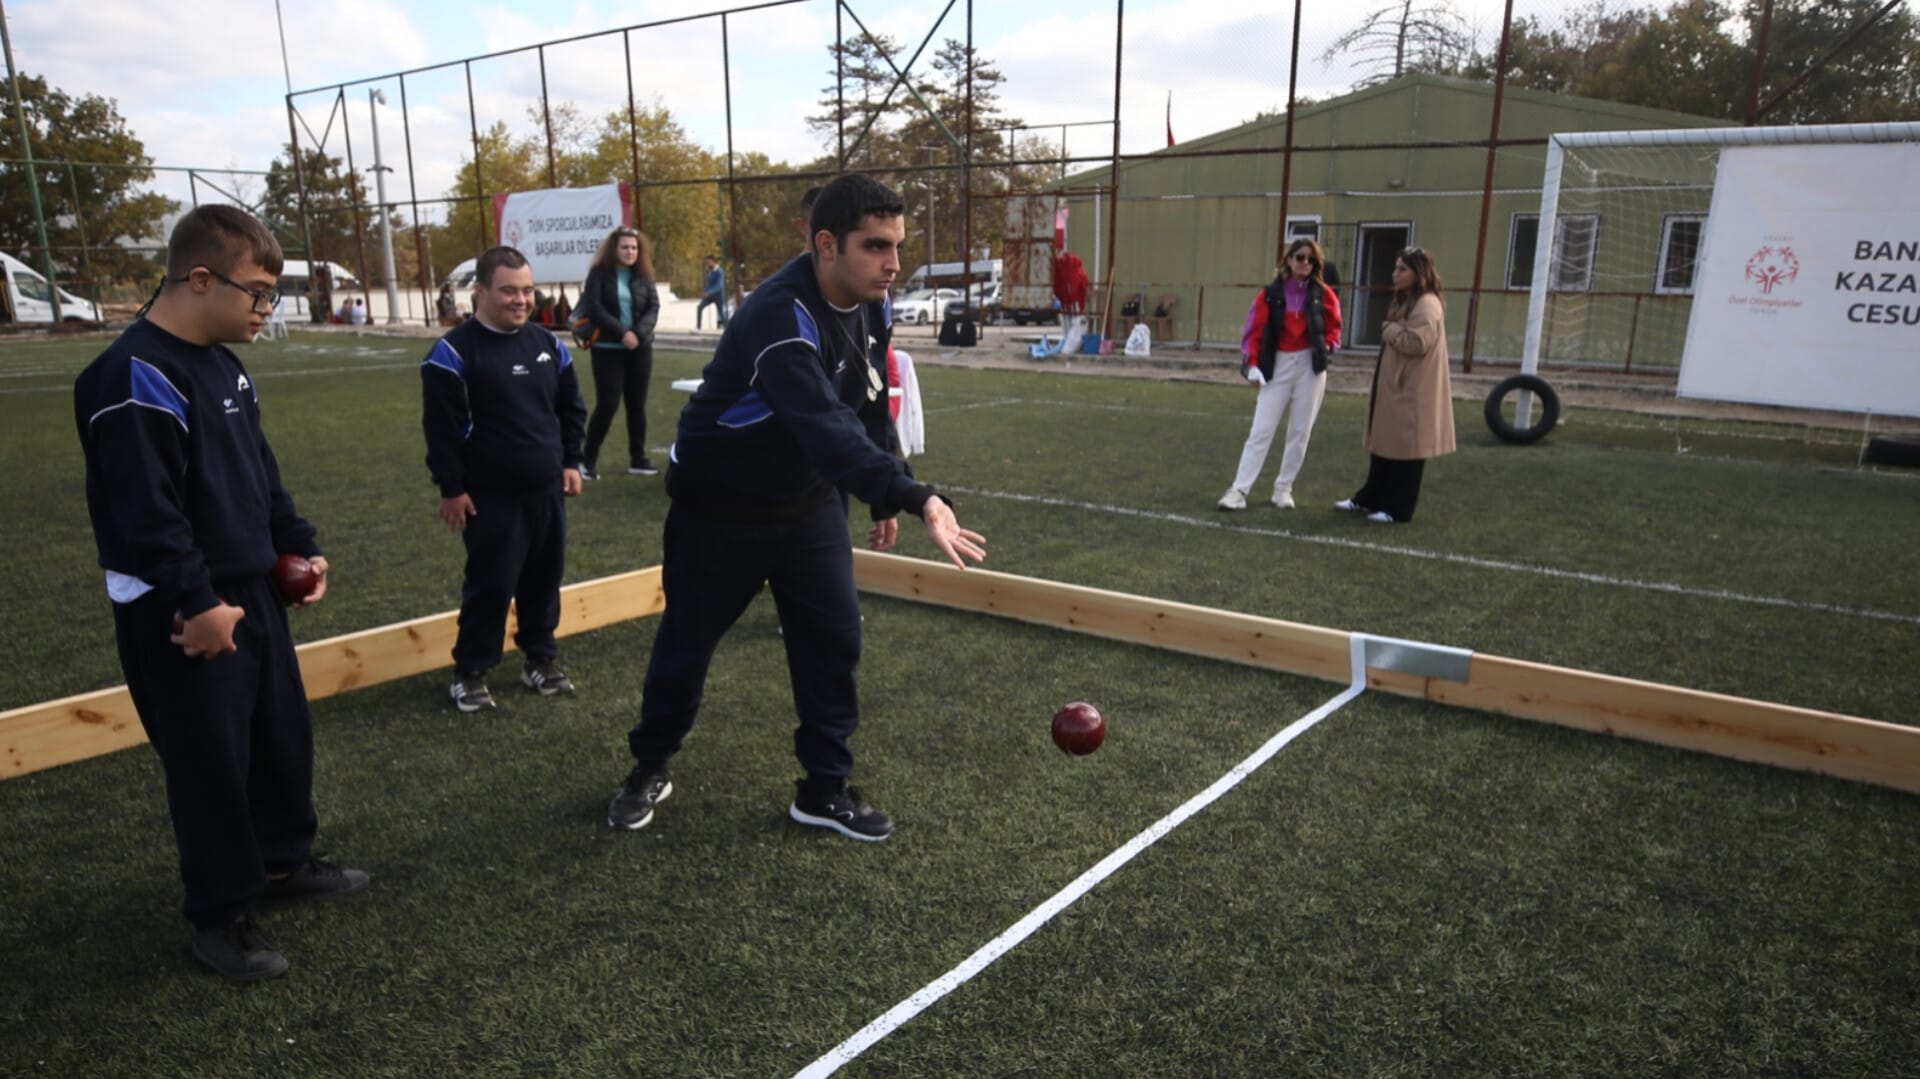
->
<box><xmin>1051</xmin><ymin>701</ymin><xmax>1107</xmax><ymax>756</ymax></box>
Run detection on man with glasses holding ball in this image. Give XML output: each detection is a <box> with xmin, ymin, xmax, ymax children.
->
<box><xmin>73</xmin><ymin>205</ymin><xmax>367</xmax><ymax>983</ymax></box>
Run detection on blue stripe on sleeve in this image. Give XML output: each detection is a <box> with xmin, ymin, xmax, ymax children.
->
<box><xmin>127</xmin><ymin>358</ymin><xmax>190</xmax><ymax>430</ymax></box>
<box><xmin>549</xmin><ymin>329</ymin><xmax>573</xmax><ymax>370</ymax></box>
<box><xmin>792</xmin><ymin>300</ymin><xmax>821</xmax><ymax>351</ymax></box>
<box><xmin>424</xmin><ymin>339</ymin><xmax>465</xmax><ymax>379</ymax></box>
<box><xmin>717</xmin><ymin>389</ymin><xmax>774</xmax><ymax>428</ymax></box>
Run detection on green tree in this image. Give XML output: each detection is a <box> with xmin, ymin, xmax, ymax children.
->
<box><xmin>263</xmin><ymin>142</ymin><xmax>382</xmax><ymax>279</ymax></box>
<box><xmin>0</xmin><ymin>73</ymin><xmax>175</xmax><ymax>289</ymax></box>
<box><xmin>583</xmin><ymin>100</ymin><xmax>722</xmax><ymax>298</ymax></box>
<box><xmin>1464</xmin><ymin>0</ymin><xmax>1920</xmax><ymax>123</ymax></box>
<box><xmin>433</xmin><ymin>121</ymin><xmax>545</xmax><ymax>268</ymax></box>
<box><xmin>1463</xmin><ymin>2</ymin><xmax>1651</xmax><ymax>94</ymax></box>
<box><xmin>812</xmin><ymin>35</ymin><xmax>1042</xmax><ymax>275</ymax></box>
<box><xmin>1746</xmin><ymin>0</ymin><xmax>1920</xmax><ymax>122</ymax></box>
<box><xmin>1575</xmin><ymin>0</ymin><xmax>1750</xmax><ymax>118</ymax></box>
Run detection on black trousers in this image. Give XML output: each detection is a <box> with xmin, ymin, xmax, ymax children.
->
<box><xmin>1352</xmin><ymin>454</ymin><xmax>1427</xmax><ymax>522</ymax></box>
<box><xmin>628</xmin><ymin>495</ymin><xmax>862</xmax><ymax>781</ymax></box>
<box><xmin>112</xmin><ymin>574</ymin><xmax>318</xmax><ymax>930</ymax></box>
<box><xmin>583</xmin><ymin>343</ymin><xmax>654</xmax><ymax>470</ymax></box>
<box><xmin>454</xmin><ymin>488</ymin><xmax>566</xmax><ymax>674</ymax></box>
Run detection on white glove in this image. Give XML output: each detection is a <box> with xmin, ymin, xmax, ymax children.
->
<box><xmin>1245</xmin><ymin>365</ymin><xmax>1266</xmax><ymax>386</ymax></box>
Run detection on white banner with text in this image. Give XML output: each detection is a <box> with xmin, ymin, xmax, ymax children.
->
<box><xmin>492</xmin><ymin>183</ymin><xmax>630</xmax><ymax>284</ymax></box>
<box><xmin>1678</xmin><ymin>142</ymin><xmax>1920</xmax><ymax>417</ymax></box>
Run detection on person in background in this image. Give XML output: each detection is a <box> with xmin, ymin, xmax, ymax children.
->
<box><xmin>577</xmin><ymin>226</ymin><xmax>662</xmax><ymax>479</ymax></box>
<box><xmin>696</xmin><ymin>255</ymin><xmax>727</xmax><ymax>330</ymax></box>
<box><xmin>604</xmin><ymin>173</ymin><xmax>985</xmax><ymax>843</ymax></box>
<box><xmin>349</xmin><ymin>298</ymin><xmax>368</xmax><ymax>326</ymax></box>
<box><xmin>1336</xmin><ymin>246</ymin><xmax>1455</xmax><ymax>523</ymax></box>
<box><xmin>72</xmin><ymin>205</ymin><xmax>367</xmax><ymax>982</ymax></box>
<box><xmin>437</xmin><ymin>281</ymin><xmax>460</xmax><ymax>327</ymax></box>
<box><xmin>336</xmin><ymin>295</ymin><xmax>354</xmax><ymax>324</ymax></box>
<box><xmin>1218</xmin><ymin>238</ymin><xmax>1342</xmax><ymax>511</ymax></box>
<box><xmin>422</xmin><ymin>246</ymin><xmax>588</xmax><ymax>712</ymax></box>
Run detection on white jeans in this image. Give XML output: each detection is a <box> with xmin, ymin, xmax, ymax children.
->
<box><xmin>1230</xmin><ymin>348</ymin><xmax>1327</xmax><ymax>497</ymax></box>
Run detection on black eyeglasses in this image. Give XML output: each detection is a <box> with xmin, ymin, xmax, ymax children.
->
<box><xmin>173</xmin><ymin>266</ymin><xmax>279</xmax><ymax>314</ymax></box>
<box><xmin>1289</xmin><ymin>252</ymin><xmax>1316</xmax><ymax>263</ymax></box>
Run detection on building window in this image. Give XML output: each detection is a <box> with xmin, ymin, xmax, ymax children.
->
<box><xmin>1656</xmin><ymin>214</ymin><xmax>1706</xmax><ymax>295</ymax></box>
<box><xmin>1508</xmin><ymin>213</ymin><xmax>1599</xmax><ymax>292</ymax></box>
<box><xmin>1286</xmin><ymin>216</ymin><xmax>1321</xmax><ymax>240</ymax></box>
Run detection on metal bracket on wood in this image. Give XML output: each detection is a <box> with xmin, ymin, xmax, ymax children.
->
<box><xmin>1357</xmin><ymin>633</ymin><xmax>1474</xmax><ymax>684</ymax></box>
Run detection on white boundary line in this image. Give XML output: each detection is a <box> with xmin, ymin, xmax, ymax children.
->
<box><xmin>945</xmin><ymin>484</ymin><xmax>1920</xmax><ymax>627</ymax></box>
<box><xmin>792</xmin><ymin>635</ymin><xmax>1372</xmax><ymax>1079</ymax></box>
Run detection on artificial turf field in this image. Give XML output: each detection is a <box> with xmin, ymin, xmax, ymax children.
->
<box><xmin>2</xmin><ymin>331</ymin><xmax>1917</xmax><ymax>1076</ymax></box>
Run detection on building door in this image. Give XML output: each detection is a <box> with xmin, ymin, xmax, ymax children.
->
<box><xmin>1351</xmin><ymin>223</ymin><xmax>1411</xmax><ymax>347</ymax></box>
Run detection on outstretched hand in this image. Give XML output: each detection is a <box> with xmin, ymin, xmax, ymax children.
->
<box><xmin>921</xmin><ymin>496</ymin><xmax>986</xmax><ymax>570</ymax></box>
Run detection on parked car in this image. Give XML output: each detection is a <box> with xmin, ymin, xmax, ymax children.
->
<box><xmin>0</xmin><ymin>252</ymin><xmax>100</xmax><ymax>323</ymax></box>
<box><xmin>893</xmin><ymin>287</ymin><xmax>962</xmax><ymax>326</ymax></box>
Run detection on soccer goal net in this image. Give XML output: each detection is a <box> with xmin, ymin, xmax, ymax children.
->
<box><xmin>1518</xmin><ymin>122</ymin><xmax>1920</xmax><ymax>417</ymax></box>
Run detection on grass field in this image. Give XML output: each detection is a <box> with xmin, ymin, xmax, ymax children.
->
<box><xmin>2</xmin><ymin>330</ymin><xmax>1918</xmax><ymax>1076</ymax></box>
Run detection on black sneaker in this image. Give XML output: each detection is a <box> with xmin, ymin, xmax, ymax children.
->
<box><xmin>450</xmin><ymin>672</ymin><xmax>495</xmax><ymax>712</ymax></box>
<box><xmin>192</xmin><ymin>915</ymin><xmax>289</xmax><ymax>982</ymax></box>
<box><xmin>607</xmin><ymin>766</ymin><xmax>673</xmax><ymax>830</ymax></box>
<box><xmin>263</xmin><ymin>857</ymin><xmax>370</xmax><ymax>903</ymax></box>
<box><xmin>521</xmin><ymin>657</ymin><xmax>575</xmax><ymax>696</ymax></box>
<box><xmin>789</xmin><ymin>781</ymin><xmax>894</xmax><ymax>842</ymax></box>
<box><xmin>628</xmin><ymin>459</ymin><xmax>660</xmax><ymax>476</ymax></box>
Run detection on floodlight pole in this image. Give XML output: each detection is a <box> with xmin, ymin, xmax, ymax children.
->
<box><xmin>0</xmin><ymin>0</ymin><xmax>61</xmax><ymax>321</ymax></box>
<box><xmin>369</xmin><ymin>89</ymin><xmax>400</xmax><ymax>323</ymax></box>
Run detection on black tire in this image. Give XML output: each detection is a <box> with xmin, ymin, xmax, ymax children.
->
<box><xmin>1865</xmin><ymin>436</ymin><xmax>1920</xmax><ymax>469</ymax></box>
<box><xmin>1484</xmin><ymin>374</ymin><xmax>1561</xmax><ymax>444</ymax></box>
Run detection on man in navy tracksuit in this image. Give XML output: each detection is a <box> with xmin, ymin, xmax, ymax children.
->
<box><xmin>73</xmin><ymin>205</ymin><xmax>367</xmax><ymax>982</ymax></box>
<box><xmin>606</xmin><ymin>174</ymin><xmax>986</xmax><ymax>842</ymax></box>
<box><xmin>422</xmin><ymin>246</ymin><xmax>588</xmax><ymax>712</ymax></box>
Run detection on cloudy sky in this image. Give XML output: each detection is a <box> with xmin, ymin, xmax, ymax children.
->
<box><xmin>5</xmin><ymin>0</ymin><xmax>1518</xmax><ymax>221</ymax></box>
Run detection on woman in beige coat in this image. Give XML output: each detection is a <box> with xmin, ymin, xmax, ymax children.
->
<box><xmin>1336</xmin><ymin>247</ymin><xmax>1455</xmax><ymax>522</ymax></box>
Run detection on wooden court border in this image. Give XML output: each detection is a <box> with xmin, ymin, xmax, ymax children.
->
<box><xmin>4</xmin><ymin>554</ymin><xmax>1916</xmax><ymax>795</ymax></box>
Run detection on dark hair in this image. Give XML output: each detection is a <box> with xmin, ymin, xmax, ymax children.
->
<box><xmin>476</xmin><ymin>246</ymin><xmax>530</xmax><ymax>288</ymax></box>
<box><xmin>1282</xmin><ymin>238</ymin><xmax>1326</xmax><ymax>288</ymax></box>
<box><xmin>799</xmin><ymin>185</ymin><xmax>823</xmax><ymax>215</ymax></box>
<box><xmin>808</xmin><ymin>174</ymin><xmax>905</xmax><ymax>255</ymax></box>
<box><xmin>589</xmin><ymin>226</ymin><xmax>654</xmax><ymax>278</ymax></box>
<box><xmin>1395</xmin><ymin>246</ymin><xmax>1441</xmax><ymax>299</ymax></box>
<box><xmin>165</xmin><ymin>204</ymin><xmax>283</xmax><ymax>279</ymax></box>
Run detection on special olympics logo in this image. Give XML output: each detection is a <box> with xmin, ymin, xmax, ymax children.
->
<box><xmin>505</xmin><ymin>220</ymin><xmax>524</xmax><ymax>249</ymax></box>
<box><xmin>1745</xmin><ymin>245</ymin><xmax>1799</xmax><ymax>294</ymax></box>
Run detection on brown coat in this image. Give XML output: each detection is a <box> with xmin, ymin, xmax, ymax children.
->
<box><xmin>1363</xmin><ymin>292</ymin><xmax>1456</xmax><ymax>460</ymax></box>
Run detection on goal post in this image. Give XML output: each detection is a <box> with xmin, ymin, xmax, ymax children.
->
<box><xmin>1517</xmin><ymin>121</ymin><xmax>1920</xmax><ymax>426</ymax></box>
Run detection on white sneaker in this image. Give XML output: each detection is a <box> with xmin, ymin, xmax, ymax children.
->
<box><xmin>1333</xmin><ymin>499</ymin><xmax>1364</xmax><ymax>513</ymax></box>
<box><xmin>1271</xmin><ymin>491</ymin><xmax>1296</xmax><ymax>509</ymax></box>
<box><xmin>1216</xmin><ymin>488</ymin><xmax>1247</xmax><ymax>511</ymax></box>
<box><xmin>1366</xmin><ymin>511</ymin><xmax>1395</xmax><ymax>523</ymax></box>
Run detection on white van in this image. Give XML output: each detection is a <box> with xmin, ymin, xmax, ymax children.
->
<box><xmin>0</xmin><ymin>252</ymin><xmax>100</xmax><ymax>324</ymax></box>
<box><xmin>277</xmin><ymin>259</ymin><xmax>364</xmax><ymax>318</ymax></box>
<box><xmin>444</xmin><ymin>257</ymin><xmax>478</xmax><ymax>292</ymax></box>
